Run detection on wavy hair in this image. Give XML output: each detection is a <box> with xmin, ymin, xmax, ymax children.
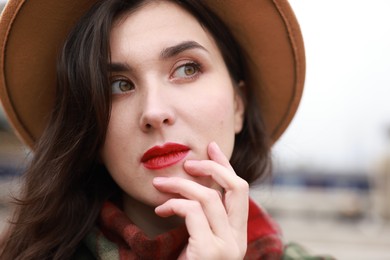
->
<box><xmin>0</xmin><ymin>0</ymin><xmax>270</xmax><ymax>259</ymax></box>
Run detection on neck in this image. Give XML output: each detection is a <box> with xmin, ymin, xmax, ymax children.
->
<box><xmin>122</xmin><ymin>195</ymin><xmax>183</xmax><ymax>238</ymax></box>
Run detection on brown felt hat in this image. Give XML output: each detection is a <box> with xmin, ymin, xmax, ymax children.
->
<box><xmin>0</xmin><ymin>0</ymin><xmax>305</xmax><ymax>149</ymax></box>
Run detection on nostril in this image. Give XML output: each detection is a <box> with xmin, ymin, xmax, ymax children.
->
<box><xmin>141</xmin><ymin>112</ymin><xmax>174</xmax><ymax>131</ymax></box>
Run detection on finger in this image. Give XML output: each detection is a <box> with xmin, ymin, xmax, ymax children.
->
<box><xmin>153</xmin><ymin>177</ymin><xmax>231</xmax><ymax>238</ymax></box>
<box><xmin>191</xmin><ymin>142</ymin><xmax>249</xmax><ymax>198</ymax></box>
<box><xmin>155</xmin><ymin>198</ymin><xmax>214</xmax><ymax>240</ymax></box>
<box><xmin>184</xmin><ymin>159</ymin><xmax>249</xmax><ymax>236</ymax></box>
<box><xmin>207</xmin><ymin>141</ymin><xmax>232</xmax><ymax>168</ymax></box>
<box><xmin>184</xmin><ymin>160</ymin><xmax>234</xmax><ymax>187</ymax></box>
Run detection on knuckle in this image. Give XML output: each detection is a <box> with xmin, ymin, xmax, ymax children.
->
<box><xmin>199</xmin><ymin>188</ymin><xmax>221</xmax><ymax>203</ymax></box>
<box><xmin>208</xmin><ymin>189</ymin><xmax>222</xmax><ymax>201</ymax></box>
<box><xmin>233</xmin><ymin>178</ymin><xmax>249</xmax><ymax>192</ymax></box>
<box><xmin>188</xmin><ymin>200</ymin><xmax>202</xmax><ymax>211</ymax></box>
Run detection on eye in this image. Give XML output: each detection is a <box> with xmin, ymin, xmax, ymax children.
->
<box><xmin>111</xmin><ymin>79</ymin><xmax>135</xmax><ymax>94</ymax></box>
<box><xmin>172</xmin><ymin>62</ymin><xmax>201</xmax><ymax>79</ymax></box>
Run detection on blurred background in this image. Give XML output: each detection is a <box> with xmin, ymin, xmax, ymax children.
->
<box><xmin>1</xmin><ymin>0</ymin><xmax>390</xmax><ymax>259</ymax></box>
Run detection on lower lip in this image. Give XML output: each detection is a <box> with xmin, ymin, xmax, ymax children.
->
<box><xmin>142</xmin><ymin>150</ymin><xmax>189</xmax><ymax>170</ymax></box>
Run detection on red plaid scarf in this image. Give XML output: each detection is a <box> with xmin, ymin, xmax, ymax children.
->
<box><xmin>84</xmin><ymin>198</ymin><xmax>283</xmax><ymax>259</ymax></box>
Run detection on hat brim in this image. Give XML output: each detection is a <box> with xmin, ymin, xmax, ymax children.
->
<box><xmin>0</xmin><ymin>0</ymin><xmax>305</xmax><ymax>149</ymax></box>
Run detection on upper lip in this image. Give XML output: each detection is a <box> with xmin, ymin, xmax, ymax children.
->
<box><xmin>141</xmin><ymin>142</ymin><xmax>190</xmax><ymax>162</ymax></box>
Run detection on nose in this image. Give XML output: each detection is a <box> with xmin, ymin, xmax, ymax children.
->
<box><xmin>139</xmin><ymin>88</ymin><xmax>176</xmax><ymax>132</ymax></box>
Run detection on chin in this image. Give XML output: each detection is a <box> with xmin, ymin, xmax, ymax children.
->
<box><xmin>148</xmin><ymin>193</ymin><xmax>181</xmax><ymax>208</ymax></box>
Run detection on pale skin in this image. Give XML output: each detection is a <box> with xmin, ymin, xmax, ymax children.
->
<box><xmin>154</xmin><ymin>142</ymin><xmax>249</xmax><ymax>259</ymax></box>
<box><xmin>101</xmin><ymin>1</ymin><xmax>249</xmax><ymax>259</ymax></box>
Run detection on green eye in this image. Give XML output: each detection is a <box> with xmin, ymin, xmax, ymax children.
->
<box><xmin>183</xmin><ymin>65</ymin><xmax>196</xmax><ymax>75</ymax></box>
<box><xmin>173</xmin><ymin>62</ymin><xmax>200</xmax><ymax>79</ymax></box>
<box><xmin>111</xmin><ymin>79</ymin><xmax>134</xmax><ymax>94</ymax></box>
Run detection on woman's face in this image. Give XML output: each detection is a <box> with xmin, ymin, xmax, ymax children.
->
<box><xmin>101</xmin><ymin>1</ymin><xmax>244</xmax><ymax>206</ymax></box>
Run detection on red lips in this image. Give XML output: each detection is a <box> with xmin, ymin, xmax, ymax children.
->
<box><xmin>141</xmin><ymin>143</ymin><xmax>190</xmax><ymax>170</ymax></box>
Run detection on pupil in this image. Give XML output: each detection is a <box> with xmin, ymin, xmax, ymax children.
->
<box><xmin>119</xmin><ymin>81</ymin><xmax>130</xmax><ymax>91</ymax></box>
<box><xmin>185</xmin><ymin>65</ymin><xmax>195</xmax><ymax>75</ymax></box>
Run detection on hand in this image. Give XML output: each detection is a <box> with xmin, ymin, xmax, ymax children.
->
<box><xmin>153</xmin><ymin>142</ymin><xmax>249</xmax><ymax>260</ymax></box>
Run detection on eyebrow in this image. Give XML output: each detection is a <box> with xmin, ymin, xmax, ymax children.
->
<box><xmin>160</xmin><ymin>40</ymin><xmax>208</xmax><ymax>59</ymax></box>
<box><xmin>108</xmin><ymin>62</ymin><xmax>131</xmax><ymax>73</ymax></box>
<box><xmin>108</xmin><ymin>41</ymin><xmax>207</xmax><ymax>72</ymax></box>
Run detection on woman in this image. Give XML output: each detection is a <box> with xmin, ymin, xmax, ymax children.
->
<box><xmin>0</xmin><ymin>0</ymin><xmax>314</xmax><ymax>259</ymax></box>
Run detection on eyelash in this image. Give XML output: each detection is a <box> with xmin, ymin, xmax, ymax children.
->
<box><xmin>110</xmin><ymin>77</ymin><xmax>134</xmax><ymax>95</ymax></box>
<box><xmin>109</xmin><ymin>61</ymin><xmax>203</xmax><ymax>94</ymax></box>
<box><xmin>170</xmin><ymin>61</ymin><xmax>202</xmax><ymax>81</ymax></box>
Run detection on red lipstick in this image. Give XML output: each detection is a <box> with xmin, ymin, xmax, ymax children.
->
<box><xmin>141</xmin><ymin>143</ymin><xmax>190</xmax><ymax>170</ymax></box>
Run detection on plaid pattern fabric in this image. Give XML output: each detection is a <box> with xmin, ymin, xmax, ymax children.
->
<box><xmin>79</xmin><ymin>199</ymin><xmax>286</xmax><ymax>259</ymax></box>
<box><xmin>91</xmin><ymin>201</ymin><xmax>188</xmax><ymax>259</ymax></box>
<box><xmin>283</xmin><ymin>242</ymin><xmax>335</xmax><ymax>260</ymax></box>
<box><xmin>245</xmin><ymin>199</ymin><xmax>283</xmax><ymax>259</ymax></box>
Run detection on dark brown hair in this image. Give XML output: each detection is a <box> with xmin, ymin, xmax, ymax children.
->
<box><xmin>1</xmin><ymin>0</ymin><xmax>270</xmax><ymax>259</ymax></box>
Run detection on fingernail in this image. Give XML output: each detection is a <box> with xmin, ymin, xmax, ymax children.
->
<box><xmin>209</xmin><ymin>141</ymin><xmax>220</xmax><ymax>151</ymax></box>
<box><xmin>210</xmin><ymin>141</ymin><xmax>217</xmax><ymax>148</ymax></box>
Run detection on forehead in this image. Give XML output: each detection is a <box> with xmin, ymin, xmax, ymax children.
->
<box><xmin>109</xmin><ymin>1</ymin><xmax>220</xmax><ymax>59</ymax></box>
<box><xmin>113</xmin><ymin>1</ymin><xmax>199</xmax><ymax>32</ymax></box>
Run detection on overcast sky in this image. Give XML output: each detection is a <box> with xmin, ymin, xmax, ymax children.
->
<box><xmin>273</xmin><ymin>0</ymin><xmax>390</xmax><ymax>174</ymax></box>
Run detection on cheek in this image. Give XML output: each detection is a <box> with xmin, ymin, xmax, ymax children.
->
<box><xmin>100</xmin><ymin>127</ymin><xmax>120</xmax><ymax>176</ymax></box>
<box><xmin>192</xmin><ymin>89</ymin><xmax>237</xmax><ymax>157</ymax></box>
<box><xmin>208</xmin><ymin>89</ymin><xmax>236</xmax><ymax>127</ymax></box>
<box><xmin>213</xmin><ymin>101</ymin><xmax>235</xmax><ymax>130</ymax></box>
<box><xmin>101</xmin><ymin>121</ymin><xmax>122</xmax><ymax>162</ymax></box>
<box><xmin>101</xmin><ymin>105</ymin><xmax>136</xmax><ymax>167</ymax></box>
